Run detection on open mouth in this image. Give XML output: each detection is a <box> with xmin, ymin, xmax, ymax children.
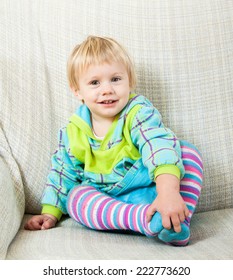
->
<box><xmin>99</xmin><ymin>100</ymin><xmax>117</xmax><ymax>104</ymax></box>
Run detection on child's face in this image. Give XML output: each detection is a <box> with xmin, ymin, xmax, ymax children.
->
<box><xmin>74</xmin><ymin>62</ymin><xmax>131</xmax><ymax>123</ymax></box>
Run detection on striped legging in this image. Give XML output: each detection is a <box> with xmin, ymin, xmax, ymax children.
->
<box><xmin>67</xmin><ymin>140</ymin><xmax>203</xmax><ymax>246</ymax></box>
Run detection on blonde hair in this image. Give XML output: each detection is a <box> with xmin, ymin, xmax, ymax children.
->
<box><xmin>67</xmin><ymin>36</ymin><xmax>137</xmax><ymax>91</ymax></box>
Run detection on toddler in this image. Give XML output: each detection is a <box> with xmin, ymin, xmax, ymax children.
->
<box><xmin>25</xmin><ymin>36</ymin><xmax>203</xmax><ymax>246</ymax></box>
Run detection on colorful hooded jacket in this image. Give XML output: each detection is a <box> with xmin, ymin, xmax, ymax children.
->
<box><xmin>41</xmin><ymin>94</ymin><xmax>185</xmax><ymax>220</ymax></box>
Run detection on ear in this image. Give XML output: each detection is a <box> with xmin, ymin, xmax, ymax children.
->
<box><xmin>70</xmin><ymin>87</ymin><xmax>83</xmax><ymax>101</ymax></box>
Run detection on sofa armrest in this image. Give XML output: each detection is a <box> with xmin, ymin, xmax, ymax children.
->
<box><xmin>0</xmin><ymin>156</ymin><xmax>25</xmax><ymax>259</ymax></box>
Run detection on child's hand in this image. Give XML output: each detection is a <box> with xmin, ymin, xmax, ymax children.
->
<box><xmin>24</xmin><ymin>214</ymin><xmax>57</xmax><ymax>231</ymax></box>
<box><xmin>146</xmin><ymin>174</ymin><xmax>189</xmax><ymax>233</ymax></box>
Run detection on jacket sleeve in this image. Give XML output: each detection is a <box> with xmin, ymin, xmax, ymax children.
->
<box><xmin>41</xmin><ymin>127</ymin><xmax>84</xmax><ymax>219</ymax></box>
<box><xmin>130</xmin><ymin>104</ymin><xmax>185</xmax><ymax>181</ymax></box>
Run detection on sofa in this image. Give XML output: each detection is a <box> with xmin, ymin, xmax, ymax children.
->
<box><xmin>1</xmin><ymin>0</ymin><xmax>233</xmax><ymax>260</ymax></box>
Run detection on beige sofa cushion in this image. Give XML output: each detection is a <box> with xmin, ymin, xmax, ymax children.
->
<box><xmin>0</xmin><ymin>157</ymin><xmax>24</xmax><ymax>259</ymax></box>
<box><xmin>6</xmin><ymin>209</ymin><xmax>233</xmax><ymax>260</ymax></box>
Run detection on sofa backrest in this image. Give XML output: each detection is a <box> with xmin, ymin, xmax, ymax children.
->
<box><xmin>1</xmin><ymin>0</ymin><xmax>233</xmax><ymax>214</ymax></box>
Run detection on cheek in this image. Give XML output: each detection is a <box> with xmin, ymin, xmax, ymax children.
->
<box><xmin>84</xmin><ymin>94</ymin><xmax>97</xmax><ymax>105</ymax></box>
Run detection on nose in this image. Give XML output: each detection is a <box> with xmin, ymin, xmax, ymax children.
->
<box><xmin>100</xmin><ymin>81</ymin><xmax>114</xmax><ymax>95</ymax></box>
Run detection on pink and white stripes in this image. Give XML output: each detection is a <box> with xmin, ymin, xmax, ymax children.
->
<box><xmin>68</xmin><ymin>185</ymin><xmax>158</xmax><ymax>236</ymax></box>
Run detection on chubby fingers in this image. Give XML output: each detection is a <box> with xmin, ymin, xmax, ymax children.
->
<box><xmin>24</xmin><ymin>214</ymin><xmax>57</xmax><ymax>230</ymax></box>
<box><xmin>159</xmin><ymin>213</ymin><xmax>181</xmax><ymax>233</ymax></box>
<box><xmin>41</xmin><ymin>216</ymin><xmax>57</xmax><ymax>230</ymax></box>
<box><xmin>185</xmin><ymin>206</ymin><xmax>190</xmax><ymax>218</ymax></box>
<box><xmin>145</xmin><ymin>204</ymin><xmax>157</xmax><ymax>223</ymax></box>
<box><xmin>24</xmin><ymin>215</ymin><xmax>45</xmax><ymax>230</ymax></box>
<box><xmin>170</xmin><ymin>214</ymin><xmax>182</xmax><ymax>232</ymax></box>
<box><xmin>163</xmin><ymin>208</ymin><xmax>190</xmax><ymax>233</ymax></box>
<box><xmin>145</xmin><ymin>203</ymin><xmax>190</xmax><ymax>233</ymax></box>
